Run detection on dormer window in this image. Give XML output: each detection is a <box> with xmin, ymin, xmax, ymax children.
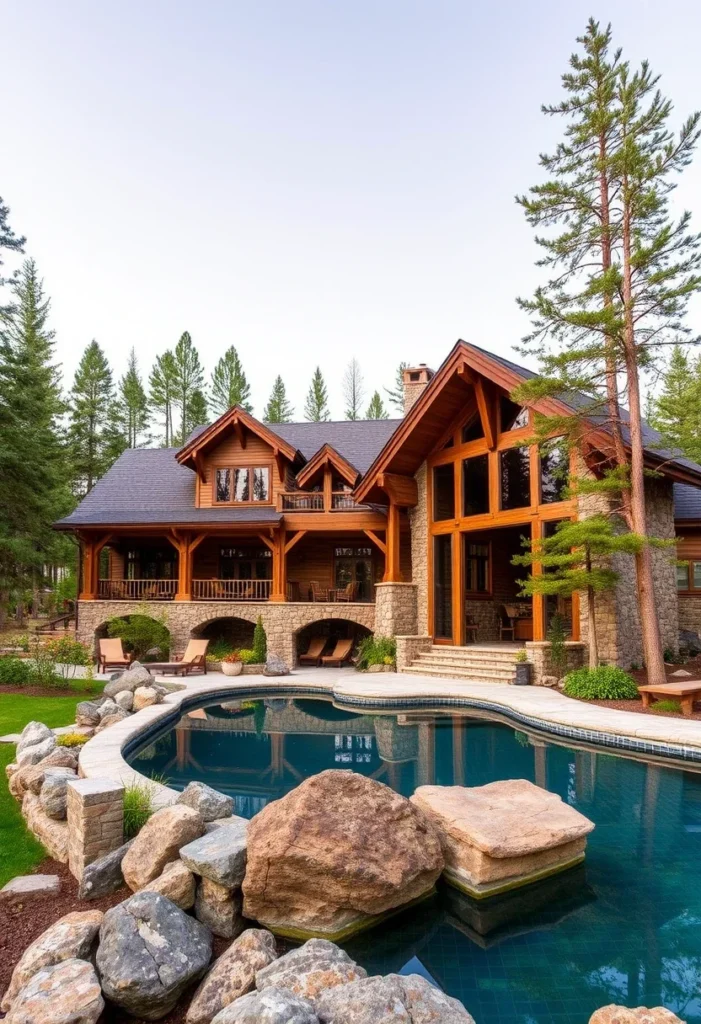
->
<box><xmin>215</xmin><ymin>466</ymin><xmax>270</xmax><ymax>503</ymax></box>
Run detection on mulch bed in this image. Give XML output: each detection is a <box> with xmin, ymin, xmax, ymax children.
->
<box><xmin>564</xmin><ymin>657</ymin><xmax>701</xmax><ymax>719</ymax></box>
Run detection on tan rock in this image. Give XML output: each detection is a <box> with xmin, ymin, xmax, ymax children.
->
<box><xmin>13</xmin><ymin>750</ymin><xmax>79</xmax><ymax>798</ymax></box>
<box><xmin>4</xmin><ymin>958</ymin><xmax>104</xmax><ymax>1024</ymax></box>
<box><xmin>242</xmin><ymin>769</ymin><xmax>443</xmax><ymax>939</ymax></box>
<box><xmin>194</xmin><ymin>877</ymin><xmax>243</xmax><ymax>939</ymax></box>
<box><xmin>22</xmin><ymin>793</ymin><xmax>69</xmax><ymax>863</ymax></box>
<box><xmin>133</xmin><ymin>685</ymin><xmax>161</xmax><ymax>711</ymax></box>
<box><xmin>121</xmin><ymin>804</ymin><xmax>204</xmax><ymax>891</ymax></box>
<box><xmin>590</xmin><ymin>1008</ymin><xmax>685</xmax><ymax>1024</ymax></box>
<box><xmin>142</xmin><ymin>860</ymin><xmax>196</xmax><ymax>909</ymax></box>
<box><xmin>186</xmin><ymin>928</ymin><xmax>277</xmax><ymax>1024</ymax></box>
<box><xmin>411</xmin><ymin>780</ymin><xmax>595</xmax><ymax>895</ymax></box>
<box><xmin>2</xmin><ymin>910</ymin><xmax>103</xmax><ymax>1012</ymax></box>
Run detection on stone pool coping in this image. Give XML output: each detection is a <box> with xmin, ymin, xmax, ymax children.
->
<box><xmin>74</xmin><ymin>668</ymin><xmax>701</xmax><ymax>806</ymax></box>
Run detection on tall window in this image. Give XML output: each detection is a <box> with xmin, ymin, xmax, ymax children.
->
<box><xmin>433</xmin><ymin>464</ymin><xmax>455</xmax><ymax>521</ymax></box>
<box><xmin>215</xmin><ymin>466</ymin><xmax>270</xmax><ymax>503</ymax></box>
<box><xmin>462</xmin><ymin>454</ymin><xmax>489</xmax><ymax>517</ymax></box>
<box><xmin>433</xmin><ymin>534</ymin><xmax>453</xmax><ymax>639</ymax></box>
<box><xmin>334</xmin><ymin>546</ymin><xmax>374</xmax><ymax>601</ymax></box>
<box><xmin>500</xmin><ymin>447</ymin><xmax>530</xmax><ymax>510</ymax></box>
<box><xmin>500</xmin><ymin>397</ymin><xmax>529</xmax><ymax>432</ymax></box>
<box><xmin>461</xmin><ymin>416</ymin><xmax>484</xmax><ymax>443</ymax></box>
<box><xmin>540</xmin><ymin>440</ymin><xmax>569</xmax><ymax>504</ymax></box>
<box><xmin>464</xmin><ymin>540</ymin><xmax>489</xmax><ymax>594</ymax></box>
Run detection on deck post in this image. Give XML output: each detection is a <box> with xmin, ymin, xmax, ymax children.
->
<box><xmin>173</xmin><ymin>534</ymin><xmax>192</xmax><ymax>601</ymax></box>
<box><xmin>383</xmin><ymin>502</ymin><xmax>402</xmax><ymax>582</ymax></box>
<box><xmin>79</xmin><ymin>539</ymin><xmax>97</xmax><ymax>600</ymax></box>
<box><xmin>270</xmin><ymin>527</ymin><xmax>287</xmax><ymax>602</ymax></box>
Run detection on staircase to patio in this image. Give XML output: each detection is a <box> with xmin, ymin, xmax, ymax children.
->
<box><xmin>402</xmin><ymin>644</ymin><xmax>523</xmax><ymax>684</ymax></box>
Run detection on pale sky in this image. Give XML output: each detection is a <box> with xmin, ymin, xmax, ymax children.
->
<box><xmin>3</xmin><ymin>0</ymin><xmax>701</xmax><ymax>421</ymax></box>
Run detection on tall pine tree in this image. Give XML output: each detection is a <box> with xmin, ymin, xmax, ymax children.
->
<box><xmin>186</xmin><ymin>388</ymin><xmax>209</xmax><ymax>431</ymax></box>
<box><xmin>648</xmin><ymin>345</ymin><xmax>701</xmax><ymax>462</ymax></box>
<box><xmin>149</xmin><ymin>350</ymin><xmax>177</xmax><ymax>447</ymax></box>
<box><xmin>342</xmin><ymin>358</ymin><xmax>364</xmax><ymax>421</ymax></box>
<box><xmin>366</xmin><ymin>391</ymin><xmax>389</xmax><ymax>419</ymax></box>
<box><xmin>69</xmin><ymin>340</ymin><xmax>115</xmax><ymax>494</ymax></box>
<box><xmin>108</xmin><ymin>348</ymin><xmax>150</xmax><ymax>453</ymax></box>
<box><xmin>304</xmin><ymin>367</ymin><xmax>330</xmax><ymax>421</ymax></box>
<box><xmin>384</xmin><ymin>362</ymin><xmax>408</xmax><ymax>414</ymax></box>
<box><xmin>172</xmin><ymin>332</ymin><xmax>205</xmax><ymax>444</ymax></box>
<box><xmin>263</xmin><ymin>375</ymin><xmax>294</xmax><ymax>423</ymax></box>
<box><xmin>0</xmin><ymin>196</ymin><xmax>25</xmax><ymax>305</ymax></box>
<box><xmin>210</xmin><ymin>346</ymin><xmax>253</xmax><ymax>416</ymax></box>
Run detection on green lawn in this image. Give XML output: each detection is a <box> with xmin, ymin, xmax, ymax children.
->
<box><xmin>0</xmin><ymin>681</ymin><xmax>104</xmax><ymax>886</ymax></box>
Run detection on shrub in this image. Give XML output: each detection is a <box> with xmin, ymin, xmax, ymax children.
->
<box><xmin>238</xmin><ymin>648</ymin><xmax>259</xmax><ymax>665</ymax></box>
<box><xmin>123</xmin><ymin>781</ymin><xmax>155</xmax><ymax>838</ymax></box>
<box><xmin>514</xmin><ymin>649</ymin><xmax>528</xmax><ymax>664</ymax></box>
<box><xmin>223</xmin><ymin>650</ymin><xmax>242</xmax><ymax>663</ymax></box>
<box><xmin>206</xmin><ymin>639</ymin><xmax>235</xmax><ymax>663</ymax></box>
<box><xmin>0</xmin><ymin>657</ymin><xmax>31</xmax><ymax>686</ymax></box>
<box><xmin>563</xmin><ymin>665</ymin><xmax>639</xmax><ymax>700</ymax></box>
<box><xmin>56</xmin><ymin>732</ymin><xmax>89</xmax><ymax>747</ymax></box>
<box><xmin>45</xmin><ymin>637</ymin><xmax>91</xmax><ymax>667</ymax></box>
<box><xmin>355</xmin><ymin>635</ymin><xmax>396</xmax><ymax>670</ymax></box>
<box><xmin>108</xmin><ymin>614</ymin><xmax>171</xmax><ymax>661</ymax></box>
<box><xmin>252</xmin><ymin>617</ymin><xmax>267</xmax><ymax>663</ymax></box>
<box><xmin>651</xmin><ymin>699</ymin><xmax>683</xmax><ymax>713</ymax></box>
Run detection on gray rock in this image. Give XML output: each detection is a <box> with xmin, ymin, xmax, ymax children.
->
<box><xmin>75</xmin><ymin>701</ymin><xmax>103</xmax><ymax>727</ymax></box>
<box><xmin>4</xmin><ymin>958</ymin><xmax>104</xmax><ymax>1024</ymax></box>
<box><xmin>77</xmin><ymin>839</ymin><xmax>134</xmax><ymax>900</ymax></box>
<box><xmin>186</xmin><ymin>929</ymin><xmax>278</xmax><ymax>1024</ymax></box>
<box><xmin>671</xmin><ymin>668</ymin><xmax>693</xmax><ymax>678</ymax></box>
<box><xmin>178</xmin><ymin>781</ymin><xmax>234</xmax><ymax>823</ymax></box>
<box><xmin>211</xmin><ymin>987</ymin><xmax>319</xmax><ymax>1024</ymax></box>
<box><xmin>180</xmin><ymin>818</ymin><xmax>248</xmax><ymax>886</ymax></box>
<box><xmin>256</xmin><ymin>940</ymin><xmax>366</xmax><ymax>1005</ymax></box>
<box><xmin>39</xmin><ymin>768</ymin><xmax>77</xmax><ymax>820</ymax></box>
<box><xmin>17</xmin><ymin>722</ymin><xmax>53</xmax><ymax>755</ymax></box>
<box><xmin>103</xmin><ymin>662</ymin><xmax>153</xmax><ymax>697</ymax></box>
<box><xmin>114</xmin><ymin>690</ymin><xmax>134</xmax><ymax>711</ymax></box>
<box><xmin>204</xmin><ymin>817</ymin><xmax>242</xmax><ymax>834</ymax></box>
<box><xmin>263</xmin><ymin>654</ymin><xmax>290</xmax><ymax>677</ymax></box>
<box><xmin>96</xmin><ymin>891</ymin><xmax>212</xmax><ymax>1020</ymax></box>
<box><xmin>96</xmin><ymin>699</ymin><xmax>118</xmax><ymax>720</ymax></box>
<box><xmin>17</xmin><ymin>736</ymin><xmax>56</xmax><ymax>768</ymax></box>
<box><xmin>679</xmin><ymin>629</ymin><xmax>701</xmax><ymax>656</ymax></box>
<box><xmin>194</xmin><ymin>877</ymin><xmax>244</xmax><ymax>938</ymax></box>
<box><xmin>315</xmin><ymin>973</ymin><xmax>476</xmax><ymax>1023</ymax></box>
<box><xmin>0</xmin><ymin>875</ymin><xmax>60</xmax><ymax>902</ymax></box>
<box><xmin>95</xmin><ymin>711</ymin><xmax>130</xmax><ymax>733</ymax></box>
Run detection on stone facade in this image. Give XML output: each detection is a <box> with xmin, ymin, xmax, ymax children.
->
<box><xmin>409</xmin><ymin>462</ymin><xmax>429</xmax><ymax>636</ymax></box>
<box><xmin>374</xmin><ymin>583</ymin><xmax>418</xmax><ymax>637</ymax></box>
<box><xmin>76</xmin><ymin>600</ymin><xmax>376</xmax><ymax>669</ymax></box>
<box><xmin>679</xmin><ymin>595</ymin><xmax>701</xmax><ymax>634</ymax></box>
<box><xmin>395</xmin><ymin>635</ymin><xmax>432</xmax><ymax>671</ymax></box>
<box><xmin>525</xmin><ymin>641</ymin><xmax>587</xmax><ymax>684</ymax></box>
<box><xmin>67</xmin><ymin>777</ymin><xmax>124</xmax><ymax>881</ymax></box>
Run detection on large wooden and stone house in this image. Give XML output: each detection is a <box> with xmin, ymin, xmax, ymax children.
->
<box><xmin>56</xmin><ymin>341</ymin><xmax>701</xmax><ymax>683</ymax></box>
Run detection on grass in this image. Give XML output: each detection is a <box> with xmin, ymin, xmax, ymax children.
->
<box><xmin>0</xmin><ymin>679</ymin><xmax>104</xmax><ymax>887</ymax></box>
<box><xmin>651</xmin><ymin>699</ymin><xmax>683</xmax><ymax>713</ymax></box>
<box><xmin>123</xmin><ymin>781</ymin><xmax>155</xmax><ymax>839</ymax></box>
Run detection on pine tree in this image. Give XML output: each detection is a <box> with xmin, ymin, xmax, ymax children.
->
<box><xmin>149</xmin><ymin>350</ymin><xmax>178</xmax><ymax>447</ymax></box>
<box><xmin>343</xmin><ymin>359</ymin><xmax>365</xmax><ymax>421</ymax></box>
<box><xmin>186</xmin><ymin>388</ymin><xmax>209</xmax><ymax>432</ymax></box>
<box><xmin>365</xmin><ymin>391</ymin><xmax>389</xmax><ymax>419</ymax></box>
<box><xmin>648</xmin><ymin>346</ymin><xmax>701</xmax><ymax>462</ymax></box>
<box><xmin>68</xmin><ymin>340</ymin><xmax>115</xmax><ymax>494</ymax></box>
<box><xmin>172</xmin><ymin>331</ymin><xmax>205</xmax><ymax>443</ymax></box>
<box><xmin>210</xmin><ymin>346</ymin><xmax>253</xmax><ymax>416</ymax></box>
<box><xmin>304</xmin><ymin>367</ymin><xmax>330</xmax><ymax>421</ymax></box>
<box><xmin>0</xmin><ymin>196</ymin><xmax>25</xmax><ymax>303</ymax></box>
<box><xmin>109</xmin><ymin>348</ymin><xmax>150</xmax><ymax>451</ymax></box>
<box><xmin>263</xmin><ymin>375</ymin><xmax>294</xmax><ymax>423</ymax></box>
<box><xmin>384</xmin><ymin>361</ymin><xmax>408</xmax><ymax>413</ymax></box>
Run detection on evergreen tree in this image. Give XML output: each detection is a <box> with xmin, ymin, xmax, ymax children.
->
<box><xmin>186</xmin><ymin>388</ymin><xmax>209</xmax><ymax>431</ymax></box>
<box><xmin>263</xmin><ymin>375</ymin><xmax>294</xmax><ymax>423</ymax></box>
<box><xmin>68</xmin><ymin>340</ymin><xmax>115</xmax><ymax>494</ymax></box>
<box><xmin>365</xmin><ymin>390</ymin><xmax>389</xmax><ymax>419</ymax></box>
<box><xmin>210</xmin><ymin>346</ymin><xmax>253</xmax><ymax>416</ymax></box>
<box><xmin>149</xmin><ymin>350</ymin><xmax>178</xmax><ymax>447</ymax></box>
<box><xmin>343</xmin><ymin>358</ymin><xmax>365</xmax><ymax>421</ymax></box>
<box><xmin>304</xmin><ymin>366</ymin><xmax>330</xmax><ymax>421</ymax></box>
<box><xmin>0</xmin><ymin>196</ymin><xmax>25</xmax><ymax>303</ymax></box>
<box><xmin>109</xmin><ymin>348</ymin><xmax>150</xmax><ymax>451</ymax></box>
<box><xmin>0</xmin><ymin>260</ymin><xmax>72</xmax><ymax>623</ymax></box>
<box><xmin>648</xmin><ymin>346</ymin><xmax>701</xmax><ymax>462</ymax></box>
<box><xmin>172</xmin><ymin>331</ymin><xmax>205</xmax><ymax>443</ymax></box>
<box><xmin>384</xmin><ymin>361</ymin><xmax>408</xmax><ymax>414</ymax></box>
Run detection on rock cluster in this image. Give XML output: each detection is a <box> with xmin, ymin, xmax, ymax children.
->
<box><xmin>589</xmin><ymin>1009</ymin><xmax>684</xmax><ymax>1024</ymax></box>
<box><xmin>76</xmin><ymin>662</ymin><xmax>167</xmax><ymax>732</ymax></box>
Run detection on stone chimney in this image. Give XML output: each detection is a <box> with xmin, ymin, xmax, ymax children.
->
<box><xmin>402</xmin><ymin>365</ymin><xmax>434</xmax><ymax>414</ymax></box>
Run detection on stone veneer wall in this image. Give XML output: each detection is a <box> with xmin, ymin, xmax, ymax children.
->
<box><xmin>395</xmin><ymin>635</ymin><xmax>432</xmax><ymax>671</ymax></box>
<box><xmin>679</xmin><ymin>596</ymin><xmax>701</xmax><ymax>634</ymax></box>
<box><xmin>76</xmin><ymin>600</ymin><xmax>376</xmax><ymax>669</ymax></box>
<box><xmin>525</xmin><ymin>641</ymin><xmax>587</xmax><ymax>683</ymax></box>
<box><xmin>578</xmin><ymin>475</ymin><xmax>678</xmax><ymax>668</ymax></box>
<box><xmin>374</xmin><ymin>582</ymin><xmax>418</xmax><ymax>637</ymax></box>
<box><xmin>409</xmin><ymin>462</ymin><xmax>429</xmax><ymax>636</ymax></box>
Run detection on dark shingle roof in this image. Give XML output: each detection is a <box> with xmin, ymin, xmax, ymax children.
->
<box><xmin>674</xmin><ymin>483</ymin><xmax>701</xmax><ymax>521</ymax></box>
<box><xmin>54</xmin><ymin>448</ymin><xmax>282</xmax><ymax>528</ymax></box>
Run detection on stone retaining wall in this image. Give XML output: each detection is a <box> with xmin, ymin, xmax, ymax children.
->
<box><xmin>395</xmin><ymin>635</ymin><xmax>432</xmax><ymax>671</ymax></box>
<box><xmin>525</xmin><ymin>641</ymin><xmax>587</xmax><ymax>684</ymax></box>
<box><xmin>375</xmin><ymin>583</ymin><xmax>418</xmax><ymax>637</ymax></box>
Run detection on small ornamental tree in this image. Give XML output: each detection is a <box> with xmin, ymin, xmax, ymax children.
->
<box><xmin>252</xmin><ymin>616</ymin><xmax>267</xmax><ymax>663</ymax></box>
<box><xmin>512</xmin><ymin>515</ymin><xmax>644</xmax><ymax>669</ymax></box>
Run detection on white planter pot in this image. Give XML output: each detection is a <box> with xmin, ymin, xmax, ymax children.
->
<box><xmin>221</xmin><ymin>661</ymin><xmax>243</xmax><ymax>677</ymax></box>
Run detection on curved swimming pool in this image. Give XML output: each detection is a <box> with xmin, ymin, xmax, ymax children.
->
<box><xmin>128</xmin><ymin>694</ymin><xmax>701</xmax><ymax>1024</ymax></box>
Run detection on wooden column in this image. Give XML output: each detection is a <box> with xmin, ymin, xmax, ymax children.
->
<box><xmin>270</xmin><ymin>528</ymin><xmax>287</xmax><ymax>602</ymax></box>
<box><xmin>323</xmin><ymin>468</ymin><xmax>333</xmax><ymax>512</ymax></box>
<box><xmin>383</xmin><ymin>502</ymin><xmax>402</xmax><ymax>582</ymax></box>
<box><xmin>79</xmin><ymin>534</ymin><xmax>112</xmax><ymax>600</ymax></box>
<box><xmin>451</xmin><ymin>528</ymin><xmax>463</xmax><ymax>646</ymax></box>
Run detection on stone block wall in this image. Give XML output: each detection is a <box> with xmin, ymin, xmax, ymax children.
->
<box><xmin>525</xmin><ymin>641</ymin><xmax>587</xmax><ymax>684</ymax></box>
<box><xmin>409</xmin><ymin>463</ymin><xmax>429</xmax><ymax>636</ymax></box>
<box><xmin>67</xmin><ymin>777</ymin><xmax>124</xmax><ymax>881</ymax></box>
<box><xmin>375</xmin><ymin>583</ymin><xmax>418</xmax><ymax>637</ymax></box>
<box><xmin>395</xmin><ymin>635</ymin><xmax>432</xmax><ymax>671</ymax></box>
<box><xmin>679</xmin><ymin>596</ymin><xmax>701</xmax><ymax>634</ymax></box>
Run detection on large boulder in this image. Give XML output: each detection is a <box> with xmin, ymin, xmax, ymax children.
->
<box><xmin>178</xmin><ymin>781</ymin><xmax>234</xmax><ymax>822</ymax></box>
<box><xmin>2</xmin><ymin>910</ymin><xmax>103</xmax><ymax>1012</ymax></box>
<box><xmin>194</xmin><ymin>877</ymin><xmax>243</xmax><ymax>938</ymax></box>
<box><xmin>590</xmin><ymin>1009</ymin><xmax>685</xmax><ymax>1024</ymax></box>
<box><xmin>264</xmin><ymin>654</ymin><xmax>290</xmax><ymax>677</ymax></box>
<box><xmin>0</xmin><ymin>876</ymin><xmax>60</xmax><ymax>903</ymax></box>
<box><xmin>4</xmin><ymin>959</ymin><xmax>104</xmax><ymax>1024</ymax></box>
<box><xmin>114</xmin><ymin>690</ymin><xmax>134</xmax><ymax>711</ymax></box>
<box><xmin>16</xmin><ymin>722</ymin><xmax>54</xmax><ymax>755</ymax></box>
<box><xmin>142</xmin><ymin>860</ymin><xmax>196</xmax><ymax>910</ymax></box>
<box><xmin>96</xmin><ymin>891</ymin><xmax>212</xmax><ymax>1020</ymax></box>
<box><xmin>133</xmin><ymin>686</ymin><xmax>163</xmax><ymax>711</ymax></box>
<box><xmin>39</xmin><ymin>768</ymin><xmax>77</xmax><ymax>820</ymax></box>
<box><xmin>122</xmin><ymin>804</ymin><xmax>205</xmax><ymax>890</ymax></box>
<box><xmin>186</xmin><ymin>928</ymin><xmax>278</xmax><ymax>1024</ymax></box>
<box><xmin>411</xmin><ymin>780</ymin><xmax>595</xmax><ymax>897</ymax></box>
<box><xmin>17</xmin><ymin>737</ymin><xmax>56</xmax><ymax>769</ymax></box>
<box><xmin>78</xmin><ymin>839</ymin><xmax>134</xmax><ymax>901</ymax></box>
<box><xmin>180</xmin><ymin>819</ymin><xmax>248</xmax><ymax>887</ymax></box>
<box><xmin>22</xmin><ymin>793</ymin><xmax>68</xmax><ymax>862</ymax></box>
<box><xmin>255</xmin><ymin>939</ymin><xmax>365</xmax><ymax>1003</ymax></box>
<box><xmin>95</xmin><ymin>709</ymin><xmax>130</xmax><ymax>733</ymax></box>
<box><xmin>211</xmin><ymin>988</ymin><xmax>318</xmax><ymax>1024</ymax></box>
<box><xmin>18</xmin><ymin>750</ymin><xmax>78</xmax><ymax>797</ymax></box>
<box><xmin>315</xmin><ymin>973</ymin><xmax>475</xmax><ymax>1023</ymax></box>
<box><xmin>103</xmin><ymin>661</ymin><xmax>153</xmax><ymax>697</ymax></box>
<box><xmin>74</xmin><ymin>702</ymin><xmax>103</xmax><ymax>728</ymax></box>
<box><xmin>242</xmin><ymin>771</ymin><xmax>443</xmax><ymax>938</ymax></box>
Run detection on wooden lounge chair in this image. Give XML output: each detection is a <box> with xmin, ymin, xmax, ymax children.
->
<box><xmin>321</xmin><ymin>638</ymin><xmax>354</xmax><ymax>667</ymax></box>
<box><xmin>148</xmin><ymin>639</ymin><xmax>210</xmax><ymax>676</ymax></box>
<box><xmin>299</xmin><ymin>637</ymin><xmax>327</xmax><ymax>667</ymax></box>
<box><xmin>98</xmin><ymin>638</ymin><xmax>133</xmax><ymax>672</ymax></box>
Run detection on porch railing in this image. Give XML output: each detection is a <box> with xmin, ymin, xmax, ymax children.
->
<box><xmin>192</xmin><ymin>579</ymin><xmax>273</xmax><ymax>601</ymax></box>
<box><xmin>278</xmin><ymin>491</ymin><xmax>367</xmax><ymax>512</ymax></box>
<box><xmin>98</xmin><ymin>579</ymin><xmax>177</xmax><ymax>600</ymax></box>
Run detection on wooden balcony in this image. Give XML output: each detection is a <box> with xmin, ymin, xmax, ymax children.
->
<box><xmin>192</xmin><ymin>579</ymin><xmax>273</xmax><ymax>601</ymax></box>
<box><xmin>278</xmin><ymin>491</ymin><xmax>368</xmax><ymax>512</ymax></box>
<box><xmin>97</xmin><ymin>579</ymin><xmax>177</xmax><ymax>600</ymax></box>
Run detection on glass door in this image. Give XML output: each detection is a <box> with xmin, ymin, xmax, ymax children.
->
<box><xmin>433</xmin><ymin>534</ymin><xmax>453</xmax><ymax>640</ymax></box>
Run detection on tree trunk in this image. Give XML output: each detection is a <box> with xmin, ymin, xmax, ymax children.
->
<box><xmin>585</xmin><ymin>542</ymin><xmax>599</xmax><ymax>669</ymax></box>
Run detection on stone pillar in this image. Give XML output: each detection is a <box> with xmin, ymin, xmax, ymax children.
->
<box><xmin>408</xmin><ymin>463</ymin><xmax>429</xmax><ymax>635</ymax></box>
<box><xmin>525</xmin><ymin>641</ymin><xmax>587</xmax><ymax>685</ymax></box>
<box><xmin>67</xmin><ymin>777</ymin><xmax>124</xmax><ymax>881</ymax></box>
<box><xmin>375</xmin><ymin>582</ymin><xmax>418</xmax><ymax>638</ymax></box>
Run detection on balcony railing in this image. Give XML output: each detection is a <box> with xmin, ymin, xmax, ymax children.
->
<box><xmin>192</xmin><ymin>579</ymin><xmax>273</xmax><ymax>601</ymax></box>
<box><xmin>98</xmin><ymin>579</ymin><xmax>177</xmax><ymax>601</ymax></box>
<box><xmin>279</xmin><ymin>491</ymin><xmax>367</xmax><ymax>512</ymax></box>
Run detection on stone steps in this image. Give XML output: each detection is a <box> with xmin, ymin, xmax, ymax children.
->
<box><xmin>404</xmin><ymin>644</ymin><xmax>521</xmax><ymax>684</ymax></box>
<box><xmin>402</xmin><ymin>664</ymin><xmax>517</xmax><ymax>683</ymax></box>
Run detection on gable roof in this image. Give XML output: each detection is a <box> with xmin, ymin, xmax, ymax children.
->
<box><xmin>177</xmin><ymin>405</ymin><xmax>300</xmax><ymax>471</ymax></box>
<box><xmin>295</xmin><ymin>444</ymin><xmax>361</xmax><ymax>488</ymax></box>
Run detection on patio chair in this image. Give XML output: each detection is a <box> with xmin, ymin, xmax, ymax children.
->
<box><xmin>335</xmin><ymin>581</ymin><xmax>358</xmax><ymax>603</ymax></box>
<box><xmin>310</xmin><ymin>581</ymin><xmax>329</xmax><ymax>603</ymax></box>
<box><xmin>175</xmin><ymin>639</ymin><xmax>210</xmax><ymax>674</ymax></box>
<box><xmin>299</xmin><ymin>636</ymin><xmax>327</xmax><ymax>667</ymax></box>
<box><xmin>321</xmin><ymin>638</ymin><xmax>354</xmax><ymax>667</ymax></box>
<box><xmin>98</xmin><ymin>638</ymin><xmax>133</xmax><ymax>672</ymax></box>
<box><xmin>499</xmin><ymin>604</ymin><xmax>518</xmax><ymax>641</ymax></box>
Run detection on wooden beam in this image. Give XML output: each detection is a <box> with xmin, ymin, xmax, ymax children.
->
<box><xmin>473</xmin><ymin>377</ymin><xmax>496</xmax><ymax>450</ymax></box>
<box><xmin>531</xmin><ymin>519</ymin><xmax>545</xmax><ymax>642</ymax></box>
<box><xmin>284</xmin><ymin>530</ymin><xmax>307</xmax><ymax>555</ymax></box>
<box><xmin>383</xmin><ymin>503</ymin><xmax>402</xmax><ymax>582</ymax></box>
<box><xmin>274</xmin><ymin>449</ymin><xmax>286</xmax><ymax>484</ymax></box>
<box><xmin>377</xmin><ymin>473</ymin><xmax>418</xmax><ymax>508</ymax></box>
<box><xmin>323</xmin><ymin>468</ymin><xmax>333</xmax><ymax>511</ymax></box>
<box><xmin>233</xmin><ymin>418</ymin><xmax>247</xmax><ymax>449</ymax></box>
<box><xmin>257</xmin><ymin>532</ymin><xmax>276</xmax><ymax>552</ymax></box>
<box><xmin>363</xmin><ymin>529</ymin><xmax>387</xmax><ymax>556</ymax></box>
<box><xmin>193</xmin><ymin>451</ymin><xmax>207</xmax><ymax>483</ymax></box>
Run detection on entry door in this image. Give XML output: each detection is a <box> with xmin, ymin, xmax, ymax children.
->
<box><xmin>433</xmin><ymin>535</ymin><xmax>453</xmax><ymax>641</ymax></box>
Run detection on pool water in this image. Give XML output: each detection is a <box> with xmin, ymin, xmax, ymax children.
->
<box><xmin>128</xmin><ymin>695</ymin><xmax>701</xmax><ymax>1024</ymax></box>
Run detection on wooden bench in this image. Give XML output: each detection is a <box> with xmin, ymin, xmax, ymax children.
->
<box><xmin>638</xmin><ymin>681</ymin><xmax>701</xmax><ymax>717</ymax></box>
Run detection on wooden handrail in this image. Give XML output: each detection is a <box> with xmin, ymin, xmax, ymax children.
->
<box><xmin>279</xmin><ymin>491</ymin><xmax>366</xmax><ymax>511</ymax></box>
<box><xmin>97</xmin><ymin>579</ymin><xmax>177</xmax><ymax>600</ymax></box>
<box><xmin>192</xmin><ymin>579</ymin><xmax>273</xmax><ymax>601</ymax></box>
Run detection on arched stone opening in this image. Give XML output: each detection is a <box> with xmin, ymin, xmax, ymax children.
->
<box><xmin>93</xmin><ymin>613</ymin><xmax>172</xmax><ymax>661</ymax></box>
<box><xmin>295</xmin><ymin>617</ymin><xmax>372</xmax><ymax>662</ymax></box>
<box><xmin>190</xmin><ymin>615</ymin><xmax>256</xmax><ymax>655</ymax></box>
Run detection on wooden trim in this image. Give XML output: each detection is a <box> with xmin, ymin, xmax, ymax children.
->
<box><xmin>270</xmin><ymin>527</ymin><xmax>287</xmax><ymax>601</ymax></box>
<box><xmin>176</xmin><ymin>405</ymin><xmax>298</xmax><ymax>466</ymax></box>
<box><xmin>377</xmin><ymin>473</ymin><xmax>418</xmax><ymax>508</ymax></box>
<box><xmin>384</xmin><ymin>503</ymin><xmax>402</xmax><ymax>581</ymax></box>
<box><xmin>257</xmin><ymin>532</ymin><xmax>276</xmax><ymax>553</ymax></box>
<box><xmin>296</xmin><ymin>444</ymin><xmax>360</xmax><ymax>489</ymax></box>
<box><xmin>212</xmin><ymin>463</ymin><xmax>274</xmax><ymax>506</ymax></box>
<box><xmin>233</xmin><ymin>419</ymin><xmax>247</xmax><ymax>449</ymax></box>
<box><xmin>323</xmin><ymin>469</ymin><xmax>333</xmax><ymax>511</ymax></box>
<box><xmin>284</xmin><ymin>530</ymin><xmax>307</xmax><ymax>555</ymax></box>
<box><xmin>451</xmin><ymin>529</ymin><xmax>462</xmax><ymax>645</ymax></box>
<box><xmin>363</xmin><ymin>529</ymin><xmax>387</xmax><ymax>556</ymax></box>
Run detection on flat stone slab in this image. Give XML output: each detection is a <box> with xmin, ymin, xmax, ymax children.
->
<box><xmin>411</xmin><ymin>779</ymin><xmax>595</xmax><ymax>898</ymax></box>
<box><xmin>180</xmin><ymin>818</ymin><xmax>248</xmax><ymax>886</ymax></box>
<box><xmin>0</xmin><ymin>874</ymin><xmax>61</xmax><ymax>900</ymax></box>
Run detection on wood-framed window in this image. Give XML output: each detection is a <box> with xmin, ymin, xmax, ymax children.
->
<box><xmin>677</xmin><ymin>561</ymin><xmax>701</xmax><ymax>592</ymax></box>
<box><xmin>463</xmin><ymin>539</ymin><xmax>490</xmax><ymax>595</ymax></box>
<box><xmin>214</xmin><ymin>465</ymin><xmax>271</xmax><ymax>504</ymax></box>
